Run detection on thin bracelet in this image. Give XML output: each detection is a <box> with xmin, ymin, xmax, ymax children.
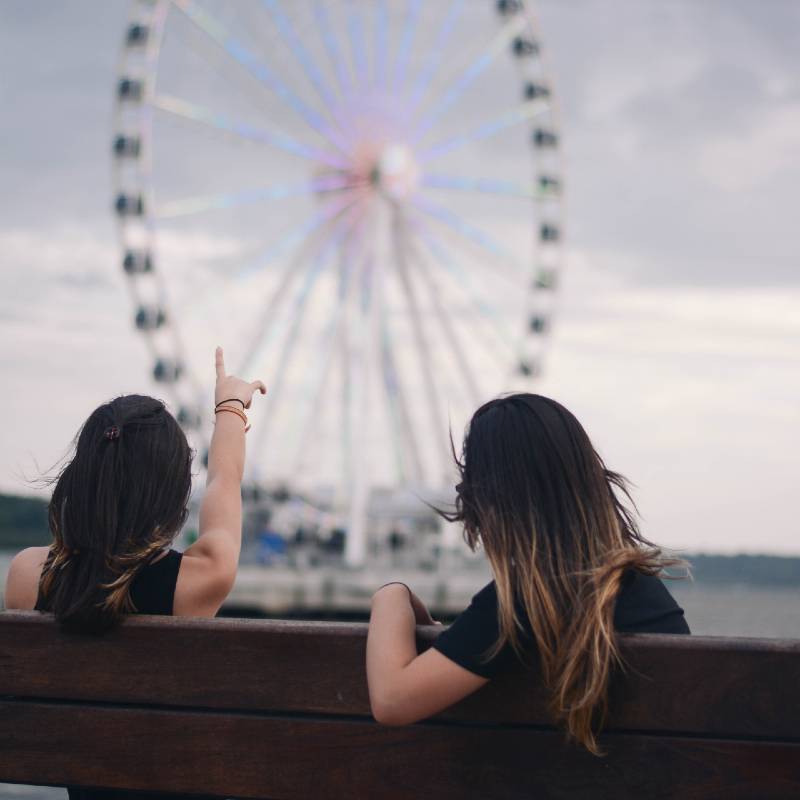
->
<box><xmin>377</xmin><ymin>581</ymin><xmax>412</xmax><ymax>597</ymax></box>
<box><xmin>214</xmin><ymin>405</ymin><xmax>250</xmax><ymax>432</ymax></box>
<box><xmin>214</xmin><ymin>405</ymin><xmax>247</xmax><ymax>424</ymax></box>
<box><xmin>215</xmin><ymin>398</ymin><xmax>245</xmax><ymax>409</ymax></box>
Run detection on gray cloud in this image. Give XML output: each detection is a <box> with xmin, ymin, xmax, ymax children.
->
<box><xmin>0</xmin><ymin>1</ymin><xmax>798</xmax><ymax>554</ymax></box>
<box><xmin>1</xmin><ymin>0</ymin><xmax>798</xmax><ymax>285</ymax></box>
<box><xmin>538</xmin><ymin>0</ymin><xmax>800</xmax><ymax>285</ymax></box>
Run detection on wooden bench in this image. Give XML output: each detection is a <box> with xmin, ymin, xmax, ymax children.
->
<box><xmin>0</xmin><ymin>612</ymin><xmax>798</xmax><ymax>798</ymax></box>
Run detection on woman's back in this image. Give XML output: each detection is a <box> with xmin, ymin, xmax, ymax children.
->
<box><xmin>34</xmin><ymin>550</ymin><xmax>214</xmax><ymax>800</ymax></box>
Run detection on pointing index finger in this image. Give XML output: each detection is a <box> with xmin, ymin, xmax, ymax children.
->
<box><xmin>215</xmin><ymin>346</ymin><xmax>226</xmax><ymax>380</ymax></box>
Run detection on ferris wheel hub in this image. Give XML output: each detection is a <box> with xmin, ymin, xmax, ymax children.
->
<box><xmin>373</xmin><ymin>143</ymin><xmax>419</xmax><ymax>200</ymax></box>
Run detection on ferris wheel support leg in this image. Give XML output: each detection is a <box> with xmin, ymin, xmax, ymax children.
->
<box><xmin>343</xmin><ymin>216</ymin><xmax>377</xmax><ymax>570</ymax></box>
<box><xmin>344</xmin><ymin>448</ymin><xmax>369</xmax><ymax>568</ymax></box>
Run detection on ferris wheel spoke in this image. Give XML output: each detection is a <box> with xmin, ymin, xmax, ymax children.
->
<box><xmin>287</xmin><ymin>202</ymin><xmax>371</xmax><ymax>474</ymax></box>
<box><xmin>408</xmin><ymin>0</ymin><xmax>464</xmax><ymax>108</ymax></box>
<box><xmin>339</xmin><ymin>307</ymin><xmax>353</xmax><ymax>491</ymax></box>
<box><xmin>421</xmin><ymin>173</ymin><xmax>536</xmax><ymax>199</ymax></box>
<box><xmin>171</xmin><ymin>0</ymin><xmax>350</xmax><ymax>156</ymax></box>
<box><xmin>391</xmin><ymin>204</ymin><xmax>449</xmax><ymax>486</ymax></box>
<box><xmin>150</xmin><ymin>94</ymin><xmax>348</xmax><ymax>169</ymax></box>
<box><xmin>288</xmin><ymin>262</ymin><xmax>353</xmax><ymax>477</ymax></box>
<box><xmin>410</xmin><ymin>196</ymin><xmax>528</xmax><ymax>284</ymax></box>
<box><xmin>232</xmin><ymin>195</ymin><xmax>363</xmax><ymax>378</ymax></box>
<box><xmin>250</xmin><ymin>202</ymin><xmax>367</xmax><ymax>458</ymax></box>
<box><xmin>346</xmin><ymin>1</ymin><xmax>369</xmax><ymax>90</ymax></box>
<box><xmin>379</xmin><ymin>331</ymin><xmax>414</xmax><ymax>486</ymax></box>
<box><xmin>366</xmin><ymin>221</ymin><xmax>417</xmax><ymax>492</ymax></box>
<box><xmin>406</xmin><ymin>240</ymin><xmax>481</xmax><ymax>407</ymax></box>
<box><xmin>379</xmin><ymin>311</ymin><xmax>425</xmax><ymax>486</ymax></box>
<box><xmin>171</xmin><ymin>199</ymin><xmax>347</xmax><ymax>319</ymax></box>
<box><xmin>238</xmin><ymin>191</ymin><xmax>371</xmax><ymax>283</ymax></box>
<box><xmin>420</xmin><ymin>100</ymin><xmax>548</xmax><ymax>163</ymax></box>
<box><xmin>410</xmin><ymin>214</ymin><xmax>520</xmax><ymax>363</ymax></box>
<box><xmin>352</xmin><ymin>208</ymin><xmax>416</xmax><ymax>486</ymax></box>
<box><xmin>260</xmin><ymin>0</ymin><xmax>337</xmax><ymax>109</ymax></box>
<box><xmin>392</xmin><ymin>0</ymin><xmax>423</xmax><ymax>92</ymax></box>
<box><xmin>291</xmin><ymin>309</ymin><xmax>347</xmax><ymax>479</ymax></box>
<box><xmin>411</xmin><ymin>14</ymin><xmax>528</xmax><ymax>143</ymax></box>
<box><xmin>230</xmin><ymin>234</ymin><xmax>327</xmax><ymax>378</ymax></box>
<box><xmin>154</xmin><ymin>177</ymin><xmax>359</xmax><ymax>220</ymax></box>
<box><xmin>374</xmin><ymin>0</ymin><xmax>389</xmax><ymax>91</ymax></box>
<box><xmin>314</xmin><ymin>3</ymin><xmax>351</xmax><ymax>97</ymax></box>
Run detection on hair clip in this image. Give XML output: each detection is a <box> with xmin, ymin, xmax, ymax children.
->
<box><xmin>104</xmin><ymin>425</ymin><xmax>121</xmax><ymax>441</ymax></box>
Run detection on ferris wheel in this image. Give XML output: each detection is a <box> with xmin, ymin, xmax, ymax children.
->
<box><xmin>112</xmin><ymin>0</ymin><xmax>564</xmax><ymax>564</ymax></box>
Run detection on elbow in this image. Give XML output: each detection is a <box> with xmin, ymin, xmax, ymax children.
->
<box><xmin>371</xmin><ymin>701</ymin><xmax>409</xmax><ymax>727</ymax></box>
<box><xmin>369</xmin><ymin>691</ymin><xmax>417</xmax><ymax>727</ymax></box>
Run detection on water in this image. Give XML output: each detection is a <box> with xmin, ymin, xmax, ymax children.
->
<box><xmin>0</xmin><ymin>789</ymin><xmax>61</xmax><ymax>799</ymax></box>
<box><xmin>671</xmin><ymin>583</ymin><xmax>798</xmax><ymax>638</ymax></box>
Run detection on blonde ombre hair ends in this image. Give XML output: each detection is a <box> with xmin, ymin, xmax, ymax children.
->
<box><xmin>442</xmin><ymin>394</ymin><xmax>686</xmax><ymax>755</ymax></box>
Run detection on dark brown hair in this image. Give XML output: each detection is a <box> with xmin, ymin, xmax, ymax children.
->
<box><xmin>441</xmin><ymin>393</ymin><xmax>686</xmax><ymax>754</ymax></box>
<box><xmin>38</xmin><ymin>395</ymin><xmax>192</xmax><ymax>633</ymax></box>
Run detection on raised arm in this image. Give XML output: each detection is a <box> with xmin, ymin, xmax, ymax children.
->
<box><xmin>366</xmin><ymin>584</ymin><xmax>487</xmax><ymax>725</ymax></box>
<box><xmin>175</xmin><ymin>347</ymin><xmax>266</xmax><ymax>617</ymax></box>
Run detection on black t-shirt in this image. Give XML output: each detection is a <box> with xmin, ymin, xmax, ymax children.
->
<box><xmin>433</xmin><ymin>569</ymin><xmax>690</xmax><ymax>679</ymax></box>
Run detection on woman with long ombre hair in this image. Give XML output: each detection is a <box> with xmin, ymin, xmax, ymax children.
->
<box><xmin>367</xmin><ymin>393</ymin><xmax>689</xmax><ymax>755</ymax></box>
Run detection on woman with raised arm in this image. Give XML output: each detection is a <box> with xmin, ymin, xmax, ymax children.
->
<box><xmin>5</xmin><ymin>346</ymin><xmax>265</xmax><ymax>628</ymax></box>
<box><xmin>367</xmin><ymin>393</ymin><xmax>690</xmax><ymax>755</ymax></box>
<box><xmin>3</xmin><ymin>347</ymin><xmax>264</xmax><ymax>797</ymax></box>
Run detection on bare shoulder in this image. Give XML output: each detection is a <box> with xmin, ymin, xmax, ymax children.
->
<box><xmin>4</xmin><ymin>546</ymin><xmax>50</xmax><ymax>610</ymax></box>
<box><xmin>173</xmin><ymin>544</ymin><xmax>237</xmax><ymax>618</ymax></box>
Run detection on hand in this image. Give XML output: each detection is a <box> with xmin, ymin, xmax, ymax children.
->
<box><xmin>214</xmin><ymin>347</ymin><xmax>266</xmax><ymax>409</ymax></box>
<box><xmin>373</xmin><ymin>583</ymin><xmax>437</xmax><ymax>625</ymax></box>
<box><xmin>408</xmin><ymin>590</ymin><xmax>437</xmax><ymax>626</ymax></box>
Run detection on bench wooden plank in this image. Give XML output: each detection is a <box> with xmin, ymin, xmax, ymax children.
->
<box><xmin>1</xmin><ymin>701</ymin><xmax>798</xmax><ymax>800</ymax></box>
<box><xmin>1</xmin><ymin>612</ymin><xmax>798</xmax><ymax>739</ymax></box>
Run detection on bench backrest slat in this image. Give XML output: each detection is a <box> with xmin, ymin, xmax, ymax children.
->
<box><xmin>1</xmin><ymin>613</ymin><xmax>797</xmax><ymax>736</ymax></box>
<box><xmin>1</xmin><ymin>612</ymin><xmax>798</xmax><ymax>798</ymax></box>
<box><xmin>2</xmin><ymin>702</ymin><xmax>799</xmax><ymax>799</ymax></box>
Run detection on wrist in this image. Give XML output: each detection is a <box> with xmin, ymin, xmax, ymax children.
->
<box><xmin>213</xmin><ymin>408</ymin><xmax>247</xmax><ymax>433</ymax></box>
<box><xmin>214</xmin><ymin>403</ymin><xmax>249</xmax><ymax>432</ymax></box>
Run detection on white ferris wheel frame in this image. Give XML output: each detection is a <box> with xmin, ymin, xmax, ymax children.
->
<box><xmin>111</xmin><ymin>0</ymin><xmax>566</xmax><ymax>566</ymax></box>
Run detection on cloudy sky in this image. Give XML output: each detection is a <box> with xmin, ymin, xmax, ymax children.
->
<box><xmin>0</xmin><ymin>1</ymin><xmax>798</xmax><ymax>555</ymax></box>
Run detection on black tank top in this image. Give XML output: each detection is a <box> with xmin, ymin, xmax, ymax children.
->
<box><xmin>39</xmin><ymin>550</ymin><xmax>215</xmax><ymax>800</ymax></box>
<box><xmin>128</xmin><ymin>548</ymin><xmax>183</xmax><ymax>615</ymax></box>
<box><xmin>34</xmin><ymin>549</ymin><xmax>183</xmax><ymax>616</ymax></box>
